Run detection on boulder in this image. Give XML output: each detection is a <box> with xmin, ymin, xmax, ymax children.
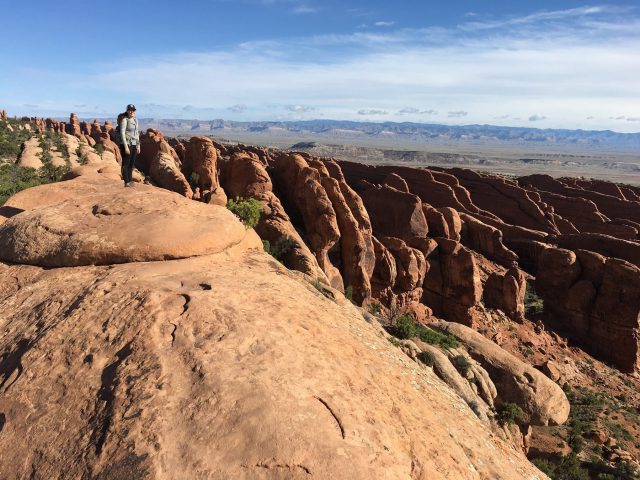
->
<box><xmin>0</xmin><ymin>177</ymin><xmax>258</xmax><ymax>267</ymax></box>
<box><xmin>149</xmin><ymin>152</ymin><xmax>193</xmax><ymax>198</ymax></box>
<box><xmin>184</xmin><ymin>136</ymin><xmax>226</xmax><ymax>206</ymax></box>
<box><xmin>431</xmin><ymin>321</ymin><xmax>570</xmax><ymax>426</ymax></box>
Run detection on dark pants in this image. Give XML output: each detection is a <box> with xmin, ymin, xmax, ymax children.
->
<box><xmin>119</xmin><ymin>144</ymin><xmax>138</xmax><ymax>184</ymax></box>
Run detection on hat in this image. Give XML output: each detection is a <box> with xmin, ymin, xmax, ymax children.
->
<box><xmin>126</xmin><ymin>104</ymin><xmax>136</xmax><ymax>111</ymax></box>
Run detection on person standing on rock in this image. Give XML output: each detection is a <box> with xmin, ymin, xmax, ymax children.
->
<box><xmin>117</xmin><ymin>104</ymin><xmax>140</xmax><ymax>187</ymax></box>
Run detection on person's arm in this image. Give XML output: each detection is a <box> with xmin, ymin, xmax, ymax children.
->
<box><xmin>119</xmin><ymin>117</ymin><xmax>130</xmax><ymax>154</ymax></box>
<box><xmin>135</xmin><ymin>118</ymin><xmax>141</xmax><ymax>153</ymax></box>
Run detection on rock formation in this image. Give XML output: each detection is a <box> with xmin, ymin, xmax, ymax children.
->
<box><xmin>0</xmin><ymin>172</ymin><xmax>550</xmax><ymax>479</ymax></box>
<box><xmin>184</xmin><ymin>136</ymin><xmax>227</xmax><ymax>206</ymax></box>
<box><xmin>536</xmin><ymin>247</ymin><xmax>640</xmax><ymax>372</ymax></box>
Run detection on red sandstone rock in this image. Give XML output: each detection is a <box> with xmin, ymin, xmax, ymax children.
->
<box><xmin>149</xmin><ymin>152</ymin><xmax>193</xmax><ymax>199</ymax></box>
<box><xmin>358</xmin><ymin>184</ymin><xmax>428</xmax><ymax>245</ymax></box>
<box><xmin>139</xmin><ymin>129</ymin><xmax>182</xmax><ymax>174</ymax></box>
<box><xmin>221</xmin><ymin>152</ymin><xmax>327</xmax><ymax>282</ymax></box>
<box><xmin>551</xmin><ymin>233</ymin><xmax>640</xmax><ymax>268</ymax></box>
<box><xmin>184</xmin><ymin>137</ymin><xmax>227</xmax><ymax>206</ymax></box>
<box><xmin>459</xmin><ymin>213</ymin><xmax>519</xmax><ymax>267</ymax></box>
<box><xmin>96</xmin><ymin>133</ymin><xmax>122</xmax><ymax>164</ymax></box>
<box><xmin>484</xmin><ymin>267</ymin><xmax>526</xmax><ymax>321</ymax></box>
<box><xmin>423</xmin><ymin>205</ymin><xmax>450</xmax><ymax>238</ymax></box>
<box><xmin>271</xmin><ymin>153</ymin><xmax>343</xmax><ymax>290</ymax></box>
<box><xmin>66</xmin><ymin>113</ymin><xmax>82</xmax><ymax>138</ymax></box>
<box><xmin>423</xmin><ymin>238</ymin><xmax>483</xmax><ymax>326</ymax></box>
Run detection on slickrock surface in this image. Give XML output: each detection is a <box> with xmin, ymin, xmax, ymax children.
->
<box><xmin>0</xmin><ymin>177</ymin><xmax>255</xmax><ymax>267</ymax></box>
<box><xmin>0</xmin><ymin>175</ymin><xmax>548</xmax><ymax>480</ymax></box>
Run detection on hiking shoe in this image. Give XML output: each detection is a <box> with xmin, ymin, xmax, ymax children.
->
<box><xmin>126</xmin><ymin>181</ymin><xmax>135</xmax><ymax>187</ymax></box>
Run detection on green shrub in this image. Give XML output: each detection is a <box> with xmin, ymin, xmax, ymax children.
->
<box><xmin>94</xmin><ymin>143</ymin><xmax>105</xmax><ymax>156</ymax></box>
<box><xmin>368</xmin><ymin>302</ymin><xmax>382</xmax><ymax>315</ymax></box>
<box><xmin>418</xmin><ymin>350</ymin><xmax>435</xmax><ymax>367</ymax></box>
<box><xmin>531</xmin><ymin>454</ymin><xmax>589</xmax><ymax>480</ymax></box>
<box><xmin>389</xmin><ymin>315</ymin><xmax>459</xmax><ymax>349</ymax></box>
<box><xmin>0</xmin><ymin>119</ymin><xmax>33</xmax><ymax>159</ymax></box>
<box><xmin>452</xmin><ymin>355</ymin><xmax>472</xmax><ymax>375</ymax></box>
<box><xmin>344</xmin><ymin>285</ymin><xmax>354</xmax><ymax>303</ymax></box>
<box><xmin>226</xmin><ymin>197</ymin><xmax>261</xmax><ymax>229</ymax></box>
<box><xmin>268</xmin><ymin>235</ymin><xmax>296</xmax><ymax>261</ymax></box>
<box><xmin>497</xmin><ymin>402</ymin><xmax>526</xmax><ymax>425</ymax></box>
<box><xmin>525</xmin><ymin>282</ymin><xmax>544</xmax><ymax>316</ymax></box>
<box><xmin>0</xmin><ymin>164</ymin><xmax>47</xmax><ymax>205</ymax></box>
<box><xmin>393</xmin><ymin>314</ymin><xmax>418</xmax><ymax>339</ymax></box>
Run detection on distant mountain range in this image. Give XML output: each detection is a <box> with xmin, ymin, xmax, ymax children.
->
<box><xmin>135</xmin><ymin>118</ymin><xmax>640</xmax><ymax>152</ymax></box>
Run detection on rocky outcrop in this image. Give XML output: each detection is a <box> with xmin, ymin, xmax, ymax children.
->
<box><xmin>446</xmin><ymin>169</ymin><xmax>560</xmax><ymax>234</ymax></box>
<box><xmin>459</xmin><ymin>213</ymin><xmax>519</xmax><ymax>267</ymax></box>
<box><xmin>149</xmin><ymin>152</ymin><xmax>193</xmax><ymax>199</ymax></box>
<box><xmin>359</xmin><ymin>184</ymin><xmax>428</xmax><ymax>245</ymax></box>
<box><xmin>139</xmin><ymin>129</ymin><xmax>182</xmax><ymax>174</ymax></box>
<box><xmin>483</xmin><ymin>267</ymin><xmax>527</xmax><ymax>321</ymax></box>
<box><xmin>536</xmin><ymin>246</ymin><xmax>640</xmax><ymax>372</ymax></box>
<box><xmin>313</xmin><ymin>159</ymin><xmax>376</xmax><ymax>303</ymax></box>
<box><xmin>184</xmin><ymin>136</ymin><xmax>227</xmax><ymax>206</ymax></box>
<box><xmin>220</xmin><ymin>152</ymin><xmax>327</xmax><ymax>281</ymax></box>
<box><xmin>66</xmin><ymin>113</ymin><xmax>82</xmax><ymax>138</ymax></box>
<box><xmin>424</xmin><ymin>239</ymin><xmax>483</xmax><ymax>326</ymax></box>
<box><xmin>270</xmin><ymin>153</ymin><xmax>343</xmax><ymax>290</ymax></box>
<box><xmin>551</xmin><ymin>232</ymin><xmax>640</xmax><ymax>268</ymax></box>
<box><xmin>520</xmin><ymin>174</ymin><xmax>640</xmax><ymax>225</ymax></box>
<box><xmin>432</xmin><ymin>321</ymin><xmax>570</xmax><ymax>426</ymax></box>
<box><xmin>0</xmin><ymin>173</ymin><xmax>548</xmax><ymax>480</ymax></box>
<box><xmin>0</xmin><ymin>177</ymin><xmax>252</xmax><ymax>267</ymax></box>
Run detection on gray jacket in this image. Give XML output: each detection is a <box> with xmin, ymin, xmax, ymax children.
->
<box><xmin>119</xmin><ymin>116</ymin><xmax>140</xmax><ymax>146</ymax></box>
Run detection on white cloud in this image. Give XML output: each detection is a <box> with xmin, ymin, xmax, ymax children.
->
<box><xmin>228</xmin><ymin>104</ymin><xmax>247</xmax><ymax>113</ymax></box>
<box><xmin>358</xmin><ymin>109</ymin><xmax>388</xmax><ymax>115</ymax></box>
<box><xmin>529</xmin><ymin>114</ymin><xmax>547</xmax><ymax>121</ymax></box>
<box><xmin>374</xmin><ymin>21</ymin><xmax>395</xmax><ymax>27</ymax></box>
<box><xmin>285</xmin><ymin>104</ymin><xmax>314</xmax><ymax>113</ymax></box>
<box><xmin>448</xmin><ymin>111</ymin><xmax>468</xmax><ymax>118</ymax></box>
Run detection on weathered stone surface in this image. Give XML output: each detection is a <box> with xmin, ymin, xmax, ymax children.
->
<box><xmin>184</xmin><ymin>136</ymin><xmax>226</xmax><ymax>206</ymax></box>
<box><xmin>0</xmin><ymin>177</ymin><xmax>257</xmax><ymax>267</ymax></box>
<box><xmin>459</xmin><ymin>213</ymin><xmax>519</xmax><ymax>267</ymax></box>
<box><xmin>221</xmin><ymin>152</ymin><xmax>327</xmax><ymax>281</ymax></box>
<box><xmin>139</xmin><ymin>129</ymin><xmax>182</xmax><ymax>173</ymax></box>
<box><xmin>66</xmin><ymin>112</ymin><xmax>82</xmax><ymax>138</ymax></box>
<box><xmin>535</xmin><ymin>246</ymin><xmax>640</xmax><ymax>372</ymax></box>
<box><xmin>432</xmin><ymin>322</ymin><xmax>570</xmax><ymax>426</ymax></box>
<box><xmin>424</xmin><ymin>239</ymin><xmax>483</xmax><ymax>326</ymax></box>
<box><xmin>359</xmin><ymin>184</ymin><xmax>428</xmax><ymax>244</ymax></box>
<box><xmin>271</xmin><ymin>153</ymin><xmax>343</xmax><ymax>289</ymax></box>
<box><xmin>552</xmin><ymin>232</ymin><xmax>640</xmax><ymax>268</ymax></box>
<box><xmin>484</xmin><ymin>267</ymin><xmax>526</xmax><ymax>321</ymax></box>
<box><xmin>0</xmin><ymin>254</ymin><xmax>547</xmax><ymax>480</ymax></box>
<box><xmin>149</xmin><ymin>152</ymin><xmax>193</xmax><ymax>198</ymax></box>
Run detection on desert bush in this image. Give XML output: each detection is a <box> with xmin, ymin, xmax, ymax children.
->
<box><xmin>344</xmin><ymin>285</ymin><xmax>354</xmax><ymax>303</ymax></box>
<box><xmin>418</xmin><ymin>350</ymin><xmax>435</xmax><ymax>367</ymax></box>
<box><xmin>226</xmin><ymin>197</ymin><xmax>261</xmax><ymax>229</ymax></box>
<box><xmin>264</xmin><ymin>235</ymin><xmax>296</xmax><ymax>262</ymax></box>
<box><xmin>497</xmin><ymin>402</ymin><xmax>526</xmax><ymax>425</ymax></box>
<box><xmin>524</xmin><ymin>282</ymin><xmax>544</xmax><ymax>316</ymax></box>
<box><xmin>531</xmin><ymin>454</ymin><xmax>589</xmax><ymax>480</ymax></box>
<box><xmin>452</xmin><ymin>355</ymin><xmax>472</xmax><ymax>375</ymax></box>
<box><xmin>368</xmin><ymin>302</ymin><xmax>382</xmax><ymax>315</ymax></box>
<box><xmin>0</xmin><ymin>164</ymin><xmax>46</xmax><ymax>205</ymax></box>
<box><xmin>389</xmin><ymin>315</ymin><xmax>459</xmax><ymax>349</ymax></box>
<box><xmin>0</xmin><ymin>119</ymin><xmax>32</xmax><ymax>159</ymax></box>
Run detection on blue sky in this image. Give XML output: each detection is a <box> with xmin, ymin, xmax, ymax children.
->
<box><xmin>1</xmin><ymin>0</ymin><xmax>639</xmax><ymax>132</ymax></box>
